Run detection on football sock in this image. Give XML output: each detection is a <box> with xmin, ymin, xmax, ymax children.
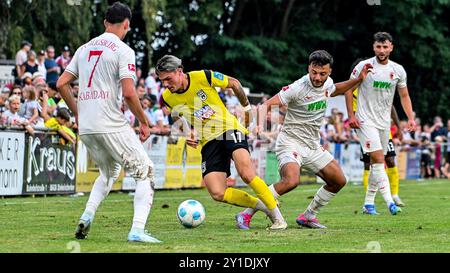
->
<box><xmin>132</xmin><ymin>179</ymin><xmax>154</xmax><ymax>230</ymax></box>
<box><xmin>364</xmin><ymin>171</ymin><xmax>378</xmax><ymax>206</ymax></box>
<box><xmin>387</xmin><ymin>166</ymin><xmax>399</xmax><ymax>196</ymax></box>
<box><xmin>248</xmin><ymin>176</ymin><xmax>277</xmax><ymax>210</ymax></box>
<box><xmin>85</xmin><ymin>174</ymin><xmax>113</xmax><ymax>216</ymax></box>
<box><xmin>223</xmin><ymin>188</ymin><xmax>259</xmax><ymax>208</ymax></box>
<box><xmin>363</xmin><ymin>169</ymin><xmax>370</xmax><ymax>192</ymax></box>
<box><xmin>304</xmin><ymin>186</ymin><xmax>336</xmax><ymax>220</ymax></box>
<box><xmin>242</xmin><ymin>184</ymin><xmax>280</xmax><ymax>216</ymax></box>
<box><xmin>371</xmin><ymin>163</ymin><xmax>395</xmax><ymax>207</ymax></box>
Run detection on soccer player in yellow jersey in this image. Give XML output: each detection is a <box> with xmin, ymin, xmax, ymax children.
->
<box><xmin>346</xmin><ymin>88</ymin><xmax>405</xmax><ymax>214</ymax></box>
<box><xmin>155</xmin><ymin>55</ymin><xmax>287</xmax><ymax>230</ymax></box>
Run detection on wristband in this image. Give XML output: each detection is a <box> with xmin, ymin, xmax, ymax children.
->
<box><xmin>243</xmin><ymin>104</ymin><xmax>252</xmax><ymax>112</ymax></box>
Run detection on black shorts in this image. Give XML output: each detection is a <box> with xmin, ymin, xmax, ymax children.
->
<box><xmin>201</xmin><ymin>130</ymin><xmax>249</xmax><ymax>178</ymax></box>
<box><xmin>421</xmin><ymin>153</ymin><xmax>431</xmax><ymax>167</ymax></box>
<box><xmin>360</xmin><ymin>138</ymin><xmax>396</xmax><ymax>163</ymax></box>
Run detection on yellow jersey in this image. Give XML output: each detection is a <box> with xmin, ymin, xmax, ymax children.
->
<box><xmin>353</xmin><ymin>88</ymin><xmax>393</xmax><ymax>139</ymax></box>
<box><xmin>161</xmin><ymin>70</ymin><xmax>248</xmax><ymax>145</ymax></box>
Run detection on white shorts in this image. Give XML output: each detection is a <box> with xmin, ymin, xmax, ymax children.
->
<box><xmin>356</xmin><ymin>124</ymin><xmax>390</xmax><ymax>154</ymax></box>
<box><xmin>80</xmin><ymin>128</ymin><xmax>153</xmax><ymax>181</ymax></box>
<box><xmin>275</xmin><ymin>133</ymin><xmax>334</xmax><ymax>174</ymax></box>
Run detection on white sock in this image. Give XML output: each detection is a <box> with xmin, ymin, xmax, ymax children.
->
<box><xmin>304</xmin><ymin>186</ymin><xmax>336</xmax><ymax>220</ymax></box>
<box><xmin>243</xmin><ymin>184</ymin><xmax>280</xmax><ymax>216</ymax></box>
<box><xmin>364</xmin><ymin>170</ymin><xmax>379</xmax><ymax>205</ymax></box>
<box><xmin>268</xmin><ymin>184</ymin><xmax>280</xmax><ymax>199</ymax></box>
<box><xmin>371</xmin><ymin>164</ymin><xmax>395</xmax><ymax>206</ymax></box>
<box><xmin>85</xmin><ymin>174</ymin><xmax>114</xmax><ymax>216</ymax></box>
<box><xmin>132</xmin><ymin>178</ymin><xmax>154</xmax><ymax>230</ymax></box>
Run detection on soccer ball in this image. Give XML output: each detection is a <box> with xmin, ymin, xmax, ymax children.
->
<box><xmin>177</xmin><ymin>199</ymin><xmax>206</xmax><ymax>228</ymax></box>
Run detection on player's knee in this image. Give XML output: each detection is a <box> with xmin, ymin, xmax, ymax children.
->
<box><xmin>210</xmin><ymin>191</ymin><xmax>225</xmax><ymax>202</ymax></box>
<box><xmin>240</xmin><ymin>172</ymin><xmax>255</xmax><ymax>184</ymax></box>
<box><xmin>281</xmin><ymin>174</ymin><xmax>300</xmax><ymax>188</ymax></box>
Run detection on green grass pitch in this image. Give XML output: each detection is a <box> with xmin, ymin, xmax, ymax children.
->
<box><xmin>1</xmin><ymin>179</ymin><xmax>449</xmax><ymax>253</ymax></box>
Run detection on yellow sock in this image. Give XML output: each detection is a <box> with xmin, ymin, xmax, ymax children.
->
<box><xmin>363</xmin><ymin>169</ymin><xmax>370</xmax><ymax>192</ymax></box>
<box><xmin>387</xmin><ymin>166</ymin><xmax>399</xmax><ymax>196</ymax></box>
<box><xmin>248</xmin><ymin>176</ymin><xmax>277</xmax><ymax>210</ymax></box>
<box><xmin>223</xmin><ymin>188</ymin><xmax>259</xmax><ymax>208</ymax></box>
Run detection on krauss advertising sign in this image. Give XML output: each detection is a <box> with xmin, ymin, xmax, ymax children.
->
<box><xmin>23</xmin><ymin>132</ymin><xmax>76</xmax><ymax>194</ymax></box>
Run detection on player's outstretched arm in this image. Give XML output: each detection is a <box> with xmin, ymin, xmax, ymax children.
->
<box><xmin>57</xmin><ymin>71</ymin><xmax>78</xmax><ymax>120</ymax></box>
<box><xmin>398</xmin><ymin>86</ymin><xmax>416</xmax><ymax>132</ymax></box>
<box><xmin>332</xmin><ymin>63</ymin><xmax>373</xmax><ymax>97</ymax></box>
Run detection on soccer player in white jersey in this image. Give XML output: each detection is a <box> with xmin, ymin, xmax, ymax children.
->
<box><xmin>347</xmin><ymin>32</ymin><xmax>416</xmax><ymax>215</ymax></box>
<box><xmin>56</xmin><ymin>2</ymin><xmax>161</xmax><ymax>243</ymax></box>
<box><xmin>236</xmin><ymin>50</ymin><xmax>373</xmax><ymax>229</ymax></box>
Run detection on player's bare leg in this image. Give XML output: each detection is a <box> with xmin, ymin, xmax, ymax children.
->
<box><xmin>297</xmin><ymin>160</ymin><xmax>346</xmax><ymax>229</ymax></box>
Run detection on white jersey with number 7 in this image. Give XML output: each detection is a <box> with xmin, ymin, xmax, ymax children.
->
<box><xmin>65</xmin><ymin>32</ymin><xmax>137</xmax><ymax>135</ymax></box>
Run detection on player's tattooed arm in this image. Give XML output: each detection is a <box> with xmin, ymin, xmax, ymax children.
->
<box><xmin>227</xmin><ymin>77</ymin><xmax>250</xmax><ymax>108</ymax></box>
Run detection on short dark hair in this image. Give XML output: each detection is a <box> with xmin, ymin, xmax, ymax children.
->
<box><xmin>105</xmin><ymin>2</ymin><xmax>132</xmax><ymax>24</ymax></box>
<box><xmin>57</xmin><ymin>108</ymin><xmax>71</xmax><ymax>122</ymax></box>
<box><xmin>309</xmin><ymin>50</ymin><xmax>333</xmax><ymax>67</ymax></box>
<box><xmin>373</xmin><ymin>32</ymin><xmax>393</xmax><ymax>43</ymax></box>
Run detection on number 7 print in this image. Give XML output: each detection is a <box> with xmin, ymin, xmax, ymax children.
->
<box><xmin>87</xmin><ymin>50</ymin><xmax>103</xmax><ymax>88</ymax></box>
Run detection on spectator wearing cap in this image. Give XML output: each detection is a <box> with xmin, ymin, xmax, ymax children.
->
<box><xmin>56</xmin><ymin>45</ymin><xmax>71</xmax><ymax>73</ymax></box>
<box><xmin>36</xmin><ymin>50</ymin><xmax>47</xmax><ymax>80</ymax></box>
<box><xmin>21</xmin><ymin>50</ymin><xmax>39</xmax><ymax>76</ymax></box>
<box><xmin>45</xmin><ymin>45</ymin><xmax>60</xmax><ymax>83</ymax></box>
<box><xmin>15</xmin><ymin>40</ymin><xmax>32</xmax><ymax>79</ymax></box>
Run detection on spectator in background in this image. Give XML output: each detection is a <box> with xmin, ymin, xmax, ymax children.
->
<box><xmin>46</xmin><ymin>81</ymin><xmax>59</xmax><ymax>115</ymax></box>
<box><xmin>442</xmin><ymin>119</ymin><xmax>450</xmax><ymax>179</ymax></box>
<box><xmin>56</xmin><ymin>45</ymin><xmax>71</xmax><ymax>73</ymax></box>
<box><xmin>36</xmin><ymin>50</ymin><xmax>47</xmax><ymax>81</ymax></box>
<box><xmin>136</xmin><ymin>67</ymin><xmax>143</xmax><ymax>81</ymax></box>
<box><xmin>45</xmin><ymin>46</ymin><xmax>60</xmax><ymax>83</ymax></box>
<box><xmin>430</xmin><ymin>116</ymin><xmax>447</xmax><ymax>142</ymax></box>
<box><xmin>224</xmin><ymin>87</ymin><xmax>240</xmax><ymax>109</ymax></box>
<box><xmin>9</xmin><ymin>86</ymin><xmax>25</xmax><ymax>115</ymax></box>
<box><xmin>420</xmin><ymin>133</ymin><xmax>432</xmax><ymax>179</ymax></box>
<box><xmin>434</xmin><ymin>136</ymin><xmax>443</xmax><ymax>178</ymax></box>
<box><xmin>2</xmin><ymin>95</ymin><xmax>34</xmax><ymax>134</ymax></box>
<box><xmin>136</xmin><ymin>83</ymin><xmax>146</xmax><ymax>99</ymax></box>
<box><xmin>41</xmin><ymin>91</ymin><xmax>75</xmax><ymax>144</ymax></box>
<box><xmin>21</xmin><ymin>72</ymin><xmax>33</xmax><ymax>87</ymax></box>
<box><xmin>21</xmin><ymin>86</ymin><xmax>39</xmax><ymax>125</ymax></box>
<box><xmin>145</xmin><ymin>67</ymin><xmax>161</xmax><ymax>98</ymax></box>
<box><xmin>21</xmin><ymin>50</ymin><xmax>39</xmax><ymax>76</ymax></box>
<box><xmin>15</xmin><ymin>40</ymin><xmax>32</xmax><ymax>79</ymax></box>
